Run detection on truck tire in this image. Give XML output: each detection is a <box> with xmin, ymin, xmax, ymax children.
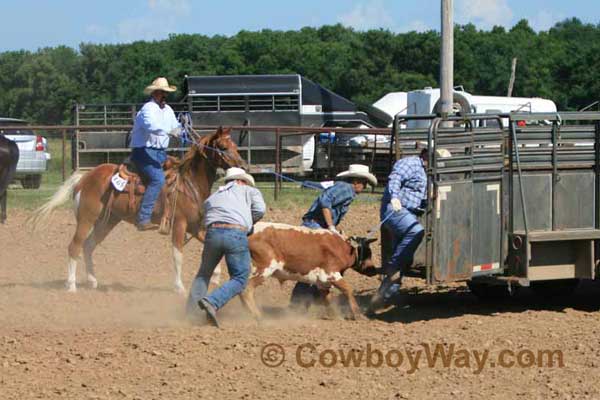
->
<box><xmin>530</xmin><ymin>279</ymin><xmax>579</xmax><ymax>298</ymax></box>
<box><xmin>467</xmin><ymin>281</ymin><xmax>514</xmax><ymax>301</ymax></box>
<box><xmin>22</xmin><ymin>175</ymin><xmax>42</xmax><ymax>189</ymax></box>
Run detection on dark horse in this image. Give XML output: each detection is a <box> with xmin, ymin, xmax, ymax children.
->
<box><xmin>31</xmin><ymin>127</ymin><xmax>244</xmax><ymax>292</ymax></box>
<box><xmin>0</xmin><ymin>135</ymin><xmax>19</xmax><ymax>223</ymax></box>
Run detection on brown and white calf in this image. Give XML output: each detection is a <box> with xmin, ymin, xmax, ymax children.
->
<box><xmin>240</xmin><ymin>222</ymin><xmax>378</xmax><ymax>320</ymax></box>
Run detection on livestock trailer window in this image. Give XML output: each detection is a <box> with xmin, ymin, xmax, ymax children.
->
<box><xmin>274</xmin><ymin>95</ymin><xmax>299</xmax><ymax>111</ymax></box>
<box><xmin>191</xmin><ymin>96</ymin><xmax>219</xmax><ymax>112</ymax></box>
<box><xmin>219</xmin><ymin>96</ymin><xmax>246</xmax><ymax>112</ymax></box>
<box><xmin>190</xmin><ymin>94</ymin><xmax>299</xmax><ymax>112</ymax></box>
<box><xmin>248</xmin><ymin>95</ymin><xmax>274</xmax><ymax>111</ymax></box>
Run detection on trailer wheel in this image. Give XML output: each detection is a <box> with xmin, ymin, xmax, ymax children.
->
<box><xmin>530</xmin><ymin>279</ymin><xmax>579</xmax><ymax>298</ymax></box>
<box><xmin>467</xmin><ymin>281</ymin><xmax>514</xmax><ymax>301</ymax></box>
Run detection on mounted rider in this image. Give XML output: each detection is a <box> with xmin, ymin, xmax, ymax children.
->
<box><xmin>129</xmin><ymin>77</ymin><xmax>182</xmax><ymax>231</ymax></box>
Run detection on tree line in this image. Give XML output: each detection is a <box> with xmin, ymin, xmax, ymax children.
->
<box><xmin>0</xmin><ymin>18</ymin><xmax>598</xmax><ymax>124</ymax></box>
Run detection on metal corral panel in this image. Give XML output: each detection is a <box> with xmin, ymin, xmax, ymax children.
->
<box><xmin>512</xmin><ymin>174</ymin><xmax>552</xmax><ymax>231</ymax></box>
<box><xmin>434</xmin><ymin>181</ymin><xmax>473</xmax><ymax>282</ymax></box>
<box><xmin>471</xmin><ymin>180</ymin><xmax>502</xmax><ymax>274</ymax></box>
<box><xmin>554</xmin><ymin>172</ymin><xmax>595</xmax><ymax>230</ymax></box>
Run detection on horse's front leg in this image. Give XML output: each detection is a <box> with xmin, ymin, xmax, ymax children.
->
<box><xmin>0</xmin><ymin>190</ymin><xmax>6</xmax><ymax>224</ymax></box>
<box><xmin>172</xmin><ymin>217</ymin><xmax>187</xmax><ymax>295</ymax></box>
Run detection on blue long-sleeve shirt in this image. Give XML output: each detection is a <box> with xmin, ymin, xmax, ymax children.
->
<box><xmin>302</xmin><ymin>181</ymin><xmax>356</xmax><ymax>227</ymax></box>
<box><xmin>382</xmin><ymin>156</ymin><xmax>427</xmax><ymax>211</ymax></box>
<box><xmin>129</xmin><ymin>99</ymin><xmax>181</xmax><ymax>149</ymax></box>
<box><xmin>204</xmin><ymin>182</ymin><xmax>266</xmax><ymax>231</ymax></box>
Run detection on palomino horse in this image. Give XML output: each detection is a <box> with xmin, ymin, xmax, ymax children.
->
<box><xmin>31</xmin><ymin>127</ymin><xmax>244</xmax><ymax>292</ymax></box>
<box><xmin>0</xmin><ymin>135</ymin><xmax>19</xmax><ymax>224</ymax></box>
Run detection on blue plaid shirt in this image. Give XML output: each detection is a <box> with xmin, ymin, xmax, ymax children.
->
<box><xmin>382</xmin><ymin>156</ymin><xmax>427</xmax><ymax>211</ymax></box>
<box><xmin>302</xmin><ymin>181</ymin><xmax>356</xmax><ymax>227</ymax></box>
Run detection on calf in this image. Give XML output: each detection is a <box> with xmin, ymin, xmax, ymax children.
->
<box><xmin>240</xmin><ymin>222</ymin><xmax>378</xmax><ymax>320</ymax></box>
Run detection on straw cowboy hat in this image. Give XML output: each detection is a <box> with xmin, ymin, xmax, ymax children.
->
<box><xmin>336</xmin><ymin>164</ymin><xmax>378</xmax><ymax>186</ymax></box>
<box><xmin>144</xmin><ymin>77</ymin><xmax>177</xmax><ymax>95</ymax></box>
<box><xmin>224</xmin><ymin>167</ymin><xmax>256</xmax><ymax>187</ymax></box>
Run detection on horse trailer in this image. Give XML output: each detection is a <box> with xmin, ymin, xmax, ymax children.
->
<box><xmin>392</xmin><ymin>111</ymin><xmax>600</xmax><ymax>297</ymax></box>
<box><xmin>72</xmin><ymin>74</ymin><xmax>389</xmax><ymax>175</ymax></box>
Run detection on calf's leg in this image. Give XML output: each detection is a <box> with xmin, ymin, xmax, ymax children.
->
<box><xmin>331</xmin><ymin>278</ymin><xmax>364</xmax><ymax>320</ymax></box>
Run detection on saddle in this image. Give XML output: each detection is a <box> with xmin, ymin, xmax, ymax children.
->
<box><xmin>105</xmin><ymin>155</ymin><xmax>181</xmax><ymax>235</ymax></box>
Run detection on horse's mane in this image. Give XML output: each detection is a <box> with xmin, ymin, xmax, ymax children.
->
<box><xmin>179</xmin><ymin>132</ymin><xmax>213</xmax><ymax>174</ymax></box>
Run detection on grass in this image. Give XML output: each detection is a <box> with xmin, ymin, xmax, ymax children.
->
<box><xmin>7</xmin><ymin>139</ymin><xmax>383</xmax><ymax>211</ymax></box>
<box><xmin>8</xmin><ymin>138</ymin><xmax>72</xmax><ymax>210</ymax></box>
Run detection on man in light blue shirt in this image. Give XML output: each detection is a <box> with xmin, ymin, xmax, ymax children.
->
<box><xmin>129</xmin><ymin>77</ymin><xmax>182</xmax><ymax>231</ymax></box>
<box><xmin>187</xmin><ymin>167</ymin><xmax>266</xmax><ymax>328</ymax></box>
<box><xmin>369</xmin><ymin>148</ymin><xmax>429</xmax><ymax>312</ymax></box>
<box><xmin>292</xmin><ymin>164</ymin><xmax>377</xmax><ymax>309</ymax></box>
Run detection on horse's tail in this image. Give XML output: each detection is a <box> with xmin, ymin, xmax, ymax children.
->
<box><xmin>28</xmin><ymin>171</ymin><xmax>85</xmax><ymax>231</ymax></box>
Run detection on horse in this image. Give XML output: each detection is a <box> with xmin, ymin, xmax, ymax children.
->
<box><xmin>0</xmin><ymin>135</ymin><xmax>19</xmax><ymax>224</ymax></box>
<box><xmin>30</xmin><ymin>127</ymin><xmax>245</xmax><ymax>292</ymax></box>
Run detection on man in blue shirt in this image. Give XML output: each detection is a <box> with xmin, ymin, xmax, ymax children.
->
<box><xmin>369</xmin><ymin>148</ymin><xmax>430</xmax><ymax>312</ymax></box>
<box><xmin>291</xmin><ymin>164</ymin><xmax>377</xmax><ymax>307</ymax></box>
<box><xmin>129</xmin><ymin>77</ymin><xmax>182</xmax><ymax>231</ymax></box>
<box><xmin>187</xmin><ymin>167</ymin><xmax>266</xmax><ymax>328</ymax></box>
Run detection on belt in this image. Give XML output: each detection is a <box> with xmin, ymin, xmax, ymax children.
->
<box><xmin>208</xmin><ymin>223</ymin><xmax>248</xmax><ymax>232</ymax></box>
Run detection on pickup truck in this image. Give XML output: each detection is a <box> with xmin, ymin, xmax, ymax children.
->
<box><xmin>0</xmin><ymin>118</ymin><xmax>51</xmax><ymax>189</ymax></box>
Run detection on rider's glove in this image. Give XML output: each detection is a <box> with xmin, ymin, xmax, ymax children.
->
<box><xmin>391</xmin><ymin>198</ymin><xmax>402</xmax><ymax>212</ymax></box>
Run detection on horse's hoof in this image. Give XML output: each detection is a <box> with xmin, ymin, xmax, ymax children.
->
<box><xmin>87</xmin><ymin>275</ymin><xmax>98</xmax><ymax>289</ymax></box>
<box><xmin>174</xmin><ymin>284</ymin><xmax>186</xmax><ymax>295</ymax></box>
<box><xmin>66</xmin><ymin>282</ymin><xmax>77</xmax><ymax>293</ymax></box>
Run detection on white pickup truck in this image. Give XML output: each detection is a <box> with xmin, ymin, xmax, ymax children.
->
<box><xmin>0</xmin><ymin>118</ymin><xmax>51</xmax><ymax>189</ymax></box>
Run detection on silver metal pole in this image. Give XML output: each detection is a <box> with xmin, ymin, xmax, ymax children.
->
<box><xmin>440</xmin><ymin>0</ymin><xmax>454</xmax><ymax>127</ymax></box>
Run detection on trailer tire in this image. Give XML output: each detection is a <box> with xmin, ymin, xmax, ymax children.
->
<box><xmin>530</xmin><ymin>279</ymin><xmax>579</xmax><ymax>298</ymax></box>
<box><xmin>467</xmin><ymin>281</ymin><xmax>514</xmax><ymax>301</ymax></box>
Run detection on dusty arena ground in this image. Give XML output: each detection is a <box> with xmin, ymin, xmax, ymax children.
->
<box><xmin>2</xmin><ymin>203</ymin><xmax>600</xmax><ymax>399</ymax></box>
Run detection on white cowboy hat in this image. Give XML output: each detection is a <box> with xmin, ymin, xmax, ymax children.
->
<box><xmin>144</xmin><ymin>77</ymin><xmax>177</xmax><ymax>95</ymax></box>
<box><xmin>224</xmin><ymin>167</ymin><xmax>255</xmax><ymax>187</ymax></box>
<box><xmin>336</xmin><ymin>164</ymin><xmax>377</xmax><ymax>186</ymax></box>
<box><xmin>416</xmin><ymin>141</ymin><xmax>452</xmax><ymax>158</ymax></box>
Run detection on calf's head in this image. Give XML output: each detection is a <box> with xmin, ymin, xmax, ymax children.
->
<box><xmin>348</xmin><ymin>236</ymin><xmax>379</xmax><ymax>276</ymax></box>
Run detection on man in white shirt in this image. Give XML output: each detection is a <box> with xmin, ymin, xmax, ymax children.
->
<box><xmin>129</xmin><ymin>77</ymin><xmax>182</xmax><ymax>231</ymax></box>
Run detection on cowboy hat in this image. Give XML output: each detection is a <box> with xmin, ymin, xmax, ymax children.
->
<box><xmin>224</xmin><ymin>167</ymin><xmax>255</xmax><ymax>187</ymax></box>
<box><xmin>144</xmin><ymin>77</ymin><xmax>177</xmax><ymax>95</ymax></box>
<box><xmin>336</xmin><ymin>164</ymin><xmax>377</xmax><ymax>186</ymax></box>
<box><xmin>417</xmin><ymin>141</ymin><xmax>452</xmax><ymax>158</ymax></box>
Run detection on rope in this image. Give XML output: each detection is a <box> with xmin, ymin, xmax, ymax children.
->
<box><xmin>175</xmin><ymin>114</ymin><xmax>397</xmax><ymax>238</ymax></box>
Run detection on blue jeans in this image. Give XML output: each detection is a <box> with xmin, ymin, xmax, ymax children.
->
<box><xmin>380</xmin><ymin>204</ymin><xmax>425</xmax><ymax>276</ymax></box>
<box><xmin>131</xmin><ymin>147</ymin><xmax>167</xmax><ymax>225</ymax></box>
<box><xmin>186</xmin><ymin>227</ymin><xmax>251</xmax><ymax>313</ymax></box>
<box><xmin>290</xmin><ymin>219</ymin><xmax>325</xmax><ymax>304</ymax></box>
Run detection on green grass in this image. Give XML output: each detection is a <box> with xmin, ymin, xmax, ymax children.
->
<box><xmin>8</xmin><ymin>137</ymin><xmax>72</xmax><ymax>210</ymax></box>
<box><xmin>7</xmin><ymin>140</ymin><xmax>383</xmax><ymax>210</ymax></box>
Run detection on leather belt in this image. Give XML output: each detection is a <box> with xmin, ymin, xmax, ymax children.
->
<box><xmin>208</xmin><ymin>223</ymin><xmax>248</xmax><ymax>232</ymax></box>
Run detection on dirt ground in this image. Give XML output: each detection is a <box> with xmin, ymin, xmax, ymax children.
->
<box><xmin>2</xmin><ymin>204</ymin><xmax>600</xmax><ymax>400</ymax></box>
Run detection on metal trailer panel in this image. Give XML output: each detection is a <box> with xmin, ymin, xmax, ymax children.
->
<box><xmin>512</xmin><ymin>174</ymin><xmax>552</xmax><ymax>231</ymax></box>
<box><xmin>433</xmin><ymin>180</ymin><xmax>473</xmax><ymax>282</ymax></box>
<box><xmin>554</xmin><ymin>172</ymin><xmax>595</xmax><ymax>230</ymax></box>
<box><xmin>471</xmin><ymin>179</ymin><xmax>502</xmax><ymax>274</ymax></box>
